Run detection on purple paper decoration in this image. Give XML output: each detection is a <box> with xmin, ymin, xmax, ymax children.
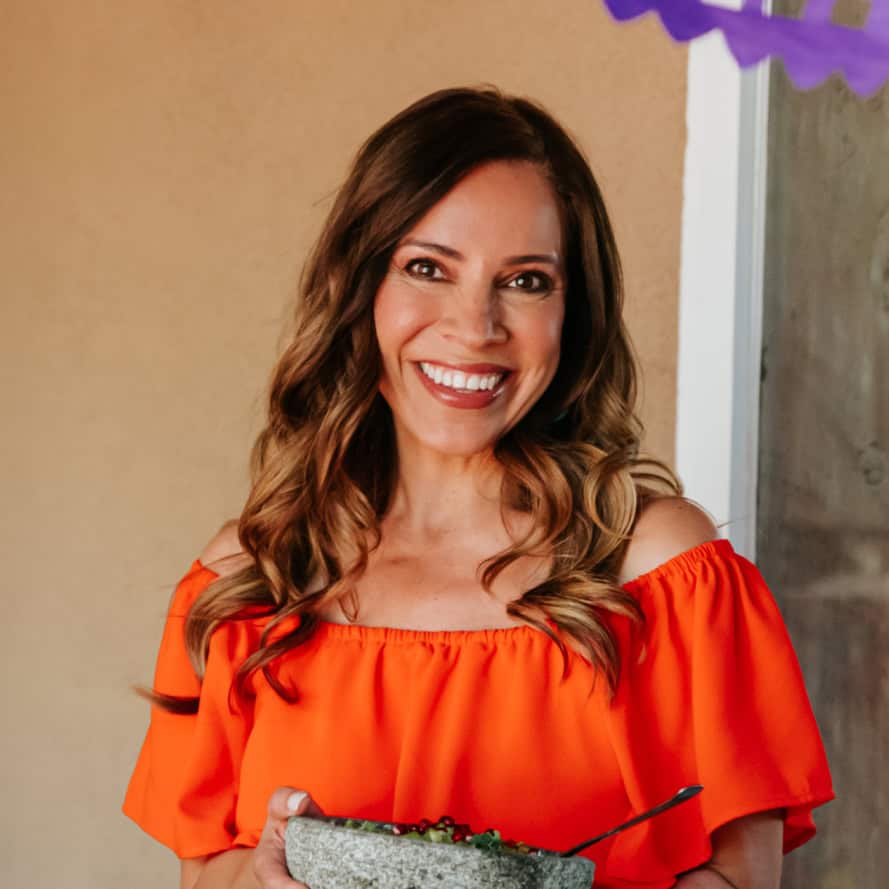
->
<box><xmin>602</xmin><ymin>0</ymin><xmax>889</xmax><ymax>95</ymax></box>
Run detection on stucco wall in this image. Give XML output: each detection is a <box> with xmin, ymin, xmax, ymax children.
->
<box><xmin>1</xmin><ymin>2</ymin><xmax>686</xmax><ymax>887</ymax></box>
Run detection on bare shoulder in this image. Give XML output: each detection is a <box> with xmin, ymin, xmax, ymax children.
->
<box><xmin>617</xmin><ymin>497</ymin><xmax>719</xmax><ymax>585</ymax></box>
<box><xmin>198</xmin><ymin>519</ymin><xmax>252</xmax><ymax>576</ymax></box>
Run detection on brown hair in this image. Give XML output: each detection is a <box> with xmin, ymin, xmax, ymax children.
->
<box><xmin>152</xmin><ymin>86</ymin><xmax>680</xmax><ymax>713</ymax></box>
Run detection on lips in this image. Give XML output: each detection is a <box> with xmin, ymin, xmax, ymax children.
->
<box><xmin>412</xmin><ymin>361</ymin><xmax>510</xmax><ymax>410</ymax></box>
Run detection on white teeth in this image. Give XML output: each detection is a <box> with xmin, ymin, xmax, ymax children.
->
<box><xmin>419</xmin><ymin>362</ymin><xmax>504</xmax><ymax>392</ymax></box>
<box><xmin>477</xmin><ymin>374</ymin><xmax>499</xmax><ymax>390</ymax></box>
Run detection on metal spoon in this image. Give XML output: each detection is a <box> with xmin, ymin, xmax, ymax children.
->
<box><xmin>558</xmin><ymin>784</ymin><xmax>703</xmax><ymax>857</ymax></box>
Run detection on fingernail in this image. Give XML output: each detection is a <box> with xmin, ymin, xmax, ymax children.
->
<box><xmin>287</xmin><ymin>791</ymin><xmax>307</xmax><ymax>812</ymax></box>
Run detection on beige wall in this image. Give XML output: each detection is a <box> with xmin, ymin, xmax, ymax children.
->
<box><xmin>1</xmin><ymin>2</ymin><xmax>686</xmax><ymax>887</ymax></box>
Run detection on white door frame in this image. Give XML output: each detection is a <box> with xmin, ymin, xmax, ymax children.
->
<box><xmin>675</xmin><ymin>20</ymin><xmax>772</xmax><ymax>560</ymax></box>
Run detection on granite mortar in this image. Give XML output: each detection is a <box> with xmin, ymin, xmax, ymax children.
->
<box><xmin>285</xmin><ymin>816</ymin><xmax>595</xmax><ymax>889</ymax></box>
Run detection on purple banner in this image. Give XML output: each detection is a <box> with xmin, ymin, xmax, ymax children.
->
<box><xmin>602</xmin><ymin>0</ymin><xmax>889</xmax><ymax>95</ymax></box>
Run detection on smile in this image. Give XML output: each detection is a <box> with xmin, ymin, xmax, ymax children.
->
<box><xmin>418</xmin><ymin>362</ymin><xmax>504</xmax><ymax>392</ymax></box>
<box><xmin>412</xmin><ymin>361</ymin><xmax>510</xmax><ymax>410</ymax></box>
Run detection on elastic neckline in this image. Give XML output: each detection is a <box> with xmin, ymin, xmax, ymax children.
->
<box><xmin>197</xmin><ymin>537</ymin><xmax>733</xmax><ymax>644</ymax></box>
<box><xmin>312</xmin><ymin>620</ymin><xmax>545</xmax><ymax>645</ymax></box>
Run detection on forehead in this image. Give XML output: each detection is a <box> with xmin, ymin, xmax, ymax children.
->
<box><xmin>405</xmin><ymin>161</ymin><xmax>563</xmax><ymax>254</ymax></box>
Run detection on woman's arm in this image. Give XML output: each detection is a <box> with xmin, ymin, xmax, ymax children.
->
<box><xmin>619</xmin><ymin>501</ymin><xmax>790</xmax><ymax>887</ymax></box>
<box><xmin>180</xmin><ymin>788</ymin><xmax>319</xmax><ymax>889</ymax></box>
<box><xmin>677</xmin><ymin>810</ymin><xmax>784</xmax><ymax>889</ymax></box>
<box><xmin>182</xmin><ymin>849</ymin><xmax>256</xmax><ymax>889</ymax></box>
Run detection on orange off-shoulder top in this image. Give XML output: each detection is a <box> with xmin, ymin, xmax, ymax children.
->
<box><xmin>123</xmin><ymin>539</ymin><xmax>833</xmax><ymax>888</ymax></box>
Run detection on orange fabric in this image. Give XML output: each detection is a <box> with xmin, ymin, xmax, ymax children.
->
<box><xmin>123</xmin><ymin>539</ymin><xmax>833</xmax><ymax>887</ymax></box>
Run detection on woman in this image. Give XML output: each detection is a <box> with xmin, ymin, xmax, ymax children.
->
<box><xmin>124</xmin><ymin>87</ymin><xmax>833</xmax><ymax>889</ymax></box>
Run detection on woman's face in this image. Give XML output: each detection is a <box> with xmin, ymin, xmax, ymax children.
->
<box><xmin>374</xmin><ymin>160</ymin><xmax>566</xmax><ymax>458</ymax></box>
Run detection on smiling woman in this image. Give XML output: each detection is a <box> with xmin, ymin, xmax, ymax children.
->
<box><xmin>123</xmin><ymin>87</ymin><xmax>833</xmax><ymax>889</ymax></box>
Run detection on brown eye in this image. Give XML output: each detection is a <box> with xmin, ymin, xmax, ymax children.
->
<box><xmin>506</xmin><ymin>272</ymin><xmax>553</xmax><ymax>294</ymax></box>
<box><xmin>405</xmin><ymin>258</ymin><xmax>443</xmax><ymax>279</ymax></box>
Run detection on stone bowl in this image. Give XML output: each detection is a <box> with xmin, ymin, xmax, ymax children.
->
<box><xmin>285</xmin><ymin>816</ymin><xmax>595</xmax><ymax>889</ymax></box>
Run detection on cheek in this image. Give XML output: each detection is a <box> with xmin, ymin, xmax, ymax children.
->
<box><xmin>373</xmin><ymin>281</ymin><xmax>434</xmax><ymax>372</ymax></box>
<box><xmin>526</xmin><ymin>299</ymin><xmax>565</xmax><ymax>370</ymax></box>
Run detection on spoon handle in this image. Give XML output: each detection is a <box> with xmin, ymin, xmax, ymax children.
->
<box><xmin>560</xmin><ymin>784</ymin><xmax>703</xmax><ymax>857</ymax></box>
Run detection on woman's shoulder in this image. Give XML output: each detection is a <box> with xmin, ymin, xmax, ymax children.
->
<box><xmin>198</xmin><ymin>519</ymin><xmax>253</xmax><ymax>577</ymax></box>
<box><xmin>616</xmin><ymin>496</ymin><xmax>719</xmax><ymax>586</ymax></box>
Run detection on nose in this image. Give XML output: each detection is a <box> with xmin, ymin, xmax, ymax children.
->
<box><xmin>439</xmin><ymin>280</ymin><xmax>508</xmax><ymax>348</ymax></box>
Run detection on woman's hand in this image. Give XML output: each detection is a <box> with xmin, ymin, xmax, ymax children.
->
<box><xmin>253</xmin><ymin>787</ymin><xmax>325</xmax><ymax>889</ymax></box>
<box><xmin>183</xmin><ymin>787</ymin><xmax>324</xmax><ymax>889</ymax></box>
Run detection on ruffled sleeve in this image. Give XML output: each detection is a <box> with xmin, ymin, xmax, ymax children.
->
<box><xmin>123</xmin><ymin>561</ymin><xmax>256</xmax><ymax>858</ymax></box>
<box><xmin>602</xmin><ymin>539</ymin><xmax>834</xmax><ymax>884</ymax></box>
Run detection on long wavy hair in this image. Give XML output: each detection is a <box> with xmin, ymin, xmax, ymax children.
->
<box><xmin>153</xmin><ymin>86</ymin><xmax>680</xmax><ymax>714</ymax></box>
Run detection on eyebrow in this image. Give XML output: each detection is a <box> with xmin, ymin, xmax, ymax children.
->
<box><xmin>400</xmin><ymin>238</ymin><xmax>561</xmax><ymax>267</ymax></box>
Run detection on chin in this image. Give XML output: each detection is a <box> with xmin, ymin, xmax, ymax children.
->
<box><xmin>413</xmin><ymin>426</ymin><xmax>502</xmax><ymax>459</ymax></box>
